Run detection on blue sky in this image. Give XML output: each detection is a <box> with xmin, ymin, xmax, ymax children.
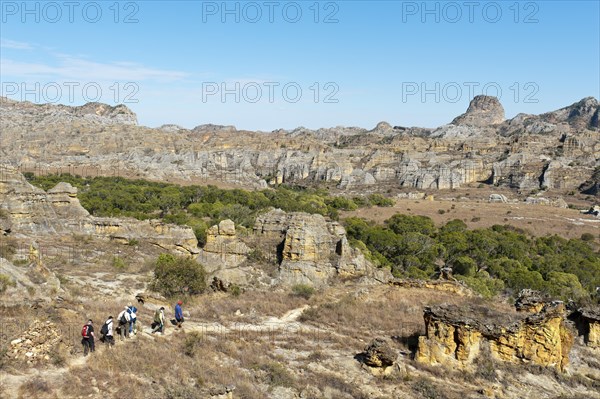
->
<box><xmin>1</xmin><ymin>1</ymin><xmax>599</xmax><ymax>130</ymax></box>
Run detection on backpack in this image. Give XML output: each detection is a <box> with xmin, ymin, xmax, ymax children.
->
<box><xmin>100</xmin><ymin>322</ymin><xmax>109</xmax><ymax>336</ymax></box>
<box><xmin>154</xmin><ymin>309</ymin><xmax>161</xmax><ymax>323</ymax></box>
<box><xmin>119</xmin><ymin>312</ymin><xmax>127</xmax><ymax>325</ymax></box>
<box><xmin>81</xmin><ymin>324</ymin><xmax>90</xmax><ymax>338</ymax></box>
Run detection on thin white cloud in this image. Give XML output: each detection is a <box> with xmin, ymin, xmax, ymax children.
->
<box><xmin>1</xmin><ymin>53</ymin><xmax>188</xmax><ymax>82</ymax></box>
<box><xmin>0</xmin><ymin>39</ymin><xmax>33</xmax><ymax>50</ymax></box>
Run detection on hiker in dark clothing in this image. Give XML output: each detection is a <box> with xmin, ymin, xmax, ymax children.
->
<box><xmin>81</xmin><ymin>319</ymin><xmax>95</xmax><ymax>356</ymax></box>
<box><xmin>117</xmin><ymin>306</ymin><xmax>131</xmax><ymax>339</ymax></box>
<box><xmin>100</xmin><ymin>316</ymin><xmax>114</xmax><ymax>346</ymax></box>
<box><xmin>175</xmin><ymin>300</ymin><xmax>184</xmax><ymax>329</ymax></box>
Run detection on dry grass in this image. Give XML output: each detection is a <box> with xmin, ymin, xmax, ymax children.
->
<box><xmin>342</xmin><ymin>198</ymin><xmax>599</xmax><ymax>239</ymax></box>
<box><xmin>299</xmin><ymin>285</ymin><xmax>475</xmax><ymax>344</ymax></box>
<box><xmin>3</xmin><ymin>280</ymin><xmax>599</xmax><ymax>399</ymax></box>
<box><xmin>188</xmin><ymin>289</ymin><xmax>308</xmax><ymax>324</ymax></box>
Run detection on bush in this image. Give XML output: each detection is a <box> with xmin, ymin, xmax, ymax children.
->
<box><xmin>112</xmin><ymin>256</ymin><xmax>127</xmax><ymax>270</ymax></box>
<box><xmin>291</xmin><ymin>284</ymin><xmax>315</xmax><ymax>299</ymax></box>
<box><xmin>368</xmin><ymin>193</ymin><xmax>394</xmax><ymax>207</ymax></box>
<box><xmin>0</xmin><ymin>273</ymin><xmax>16</xmax><ymax>293</ymax></box>
<box><xmin>150</xmin><ymin>254</ymin><xmax>207</xmax><ymax>297</ymax></box>
<box><xmin>229</xmin><ymin>284</ymin><xmax>241</xmax><ymax>297</ymax></box>
<box><xmin>412</xmin><ymin>377</ymin><xmax>448</xmax><ymax>399</ymax></box>
<box><xmin>581</xmin><ymin>233</ymin><xmax>595</xmax><ymax>242</ymax></box>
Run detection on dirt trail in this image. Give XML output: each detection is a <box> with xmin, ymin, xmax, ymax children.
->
<box><xmin>0</xmin><ymin>305</ymin><xmax>311</xmax><ymax>396</ymax></box>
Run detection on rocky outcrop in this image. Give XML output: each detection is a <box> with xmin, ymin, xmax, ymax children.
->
<box><xmin>1</xmin><ymin>96</ymin><xmax>598</xmax><ymax>193</ymax></box>
<box><xmin>0</xmin><ymin>256</ymin><xmax>61</xmax><ymax>306</ymax></box>
<box><xmin>515</xmin><ymin>289</ymin><xmax>548</xmax><ymax>313</ymax></box>
<box><xmin>255</xmin><ymin>209</ymin><xmax>389</xmax><ymax>286</ymax></box>
<box><xmin>451</xmin><ymin>95</ymin><xmax>505</xmax><ymax>127</ymax></box>
<box><xmin>389</xmin><ymin>278</ymin><xmax>471</xmax><ymax>296</ymax></box>
<box><xmin>198</xmin><ymin>219</ymin><xmax>252</xmax><ymax>284</ymax></box>
<box><xmin>6</xmin><ymin>320</ymin><xmax>65</xmax><ymax>364</ymax></box>
<box><xmin>362</xmin><ymin>338</ymin><xmax>396</xmax><ymax>368</ymax></box>
<box><xmin>540</xmin><ymin>97</ymin><xmax>600</xmax><ymax>130</ymax></box>
<box><xmin>571</xmin><ymin>307</ymin><xmax>600</xmax><ymax>348</ymax></box>
<box><xmin>0</xmin><ymin>166</ymin><xmax>199</xmax><ymax>255</ymax></box>
<box><xmin>416</xmin><ymin>302</ymin><xmax>574</xmax><ymax>371</ymax></box>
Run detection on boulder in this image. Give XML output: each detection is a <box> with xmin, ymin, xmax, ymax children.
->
<box><xmin>489</xmin><ymin>193</ymin><xmax>508</xmax><ymax>203</ymax></box>
<box><xmin>515</xmin><ymin>289</ymin><xmax>548</xmax><ymax>313</ymax></box>
<box><xmin>362</xmin><ymin>338</ymin><xmax>396</xmax><ymax>368</ymax></box>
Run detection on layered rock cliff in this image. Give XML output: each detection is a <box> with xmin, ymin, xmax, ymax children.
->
<box><xmin>0</xmin><ymin>165</ymin><xmax>198</xmax><ymax>255</ymax></box>
<box><xmin>1</xmin><ymin>96</ymin><xmax>598</xmax><ymax>193</ymax></box>
<box><xmin>254</xmin><ymin>209</ymin><xmax>389</xmax><ymax>286</ymax></box>
<box><xmin>416</xmin><ymin>302</ymin><xmax>574</xmax><ymax>371</ymax></box>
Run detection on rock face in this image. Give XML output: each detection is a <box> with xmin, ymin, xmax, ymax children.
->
<box><xmin>255</xmin><ymin>209</ymin><xmax>388</xmax><ymax>286</ymax></box>
<box><xmin>1</xmin><ymin>96</ymin><xmax>599</xmax><ymax>193</ymax></box>
<box><xmin>573</xmin><ymin>307</ymin><xmax>600</xmax><ymax>348</ymax></box>
<box><xmin>416</xmin><ymin>302</ymin><xmax>574</xmax><ymax>371</ymax></box>
<box><xmin>362</xmin><ymin>338</ymin><xmax>396</xmax><ymax>368</ymax></box>
<box><xmin>0</xmin><ymin>256</ymin><xmax>61</xmax><ymax>306</ymax></box>
<box><xmin>515</xmin><ymin>289</ymin><xmax>548</xmax><ymax>313</ymax></box>
<box><xmin>0</xmin><ymin>165</ymin><xmax>198</xmax><ymax>255</ymax></box>
<box><xmin>452</xmin><ymin>95</ymin><xmax>505</xmax><ymax>127</ymax></box>
<box><xmin>198</xmin><ymin>219</ymin><xmax>252</xmax><ymax>284</ymax></box>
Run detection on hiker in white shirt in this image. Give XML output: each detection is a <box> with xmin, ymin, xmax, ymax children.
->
<box><xmin>117</xmin><ymin>306</ymin><xmax>131</xmax><ymax>339</ymax></box>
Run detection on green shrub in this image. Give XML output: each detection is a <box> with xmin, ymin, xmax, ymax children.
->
<box><xmin>0</xmin><ymin>273</ymin><xmax>16</xmax><ymax>293</ymax></box>
<box><xmin>229</xmin><ymin>284</ymin><xmax>241</xmax><ymax>297</ymax></box>
<box><xmin>254</xmin><ymin>362</ymin><xmax>296</xmax><ymax>387</ymax></box>
<box><xmin>368</xmin><ymin>193</ymin><xmax>394</xmax><ymax>207</ymax></box>
<box><xmin>150</xmin><ymin>254</ymin><xmax>207</xmax><ymax>297</ymax></box>
<box><xmin>112</xmin><ymin>256</ymin><xmax>127</xmax><ymax>270</ymax></box>
<box><xmin>452</xmin><ymin>256</ymin><xmax>477</xmax><ymax>277</ymax></box>
<box><xmin>291</xmin><ymin>284</ymin><xmax>315</xmax><ymax>299</ymax></box>
<box><xmin>581</xmin><ymin>233</ymin><xmax>594</xmax><ymax>242</ymax></box>
<box><xmin>456</xmin><ymin>273</ymin><xmax>505</xmax><ymax>298</ymax></box>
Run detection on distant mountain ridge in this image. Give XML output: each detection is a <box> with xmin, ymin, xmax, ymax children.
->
<box><xmin>1</xmin><ymin>95</ymin><xmax>598</xmax><ymax>194</ymax></box>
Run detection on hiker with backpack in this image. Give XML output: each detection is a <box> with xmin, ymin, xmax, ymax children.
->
<box><xmin>100</xmin><ymin>316</ymin><xmax>114</xmax><ymax>346</ymax></box>
<box><xmin>151</xmin><ymin>307</ymin><xmax>165</xmax><ymax>334</ymax></box>
<box><xmin>117</xmin><ymin>306</ymin><xmax>131</xmax><ymax>339</ymax></box>
<box><xmin>175</xmin><ymin>300</ymin><xmax>184</xmax><ymax>329</ymax></box>
<box><xmin>81</xmin><ymin>319</ymin><xmax>96</xmax><ymax>356</ymax></box>
<box><xmin>128</xmin><ymin>304</ymin><xmax>138</xmax><ymax>336</ymax></box>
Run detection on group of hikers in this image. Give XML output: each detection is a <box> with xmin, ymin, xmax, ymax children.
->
<box><xmin>81</xmin><ymin>300</ymin><xmax>185</xmax><ymax>356</ymax></box>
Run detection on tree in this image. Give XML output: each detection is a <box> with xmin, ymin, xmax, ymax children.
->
<box><xmin>151</xmin><ymin>254</ymin><xmax>207</xmax><ymax>297</ymax></box>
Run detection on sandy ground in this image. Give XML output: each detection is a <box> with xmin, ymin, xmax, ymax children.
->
<box><xmin>343</xmin><ymin>198</ymin><xmax>600</xmax><ymax>239</ymax></box>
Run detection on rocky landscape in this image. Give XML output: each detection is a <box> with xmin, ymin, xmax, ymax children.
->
<box><xmin>1</xmin><ymin>95</ymin><xmax>599</xmax><ymax>194</ymax></box>
<box><xmin>1</xmin><ymin>96</ymin><xmax>599</xmax><ymax>398</ymax></box>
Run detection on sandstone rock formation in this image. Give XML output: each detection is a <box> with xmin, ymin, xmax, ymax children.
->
<box><xmin>1</xmin><ymin>96</ymin><xmax>598</xmax><ymax>193</ymax></box>
<box><xmin>362</xmin><ymin>338</ymin><xmax>396</xmax><ymax>368</ymax></box>
<box><xmin>254</xmin><ymin>209</ymin><xmax>389</xmax><ymax>286</ymax></box>
<box><xmin>451</xmin><ymin>95</ymin><xmax>505</xmax><ymax>127</ymax></box>
<box><xmin>571</xmin><ymin>307</ymin><xmax>600</xmax><ymax>348</ymax></box>
<box><xmin>515</xmin><ymin>289</ymin><xmax>548</xmax><ymax>313</ymax></box>
<box><xmin>0</xmin><ymin>256</ymin><xmax>61</xmax><ymax>306</ymax></box>
<box><xmin>0</xmin><ymin>165</ymin><xmax>198</xmax><ymax>255</ymax></box>
<box><xmin>198</xmin><ymin>219</ymin><xmax>252</xmax><ymax>285</ymax></box>
<box><xmin>389</xmin><ymin>278</ymin><xmax>471</xmax><ymax>296</ymax></box>
<box><xmin>416</xmin><ymin>302</ymin><xmax>574</xmax><ymax>371</ymax></box>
